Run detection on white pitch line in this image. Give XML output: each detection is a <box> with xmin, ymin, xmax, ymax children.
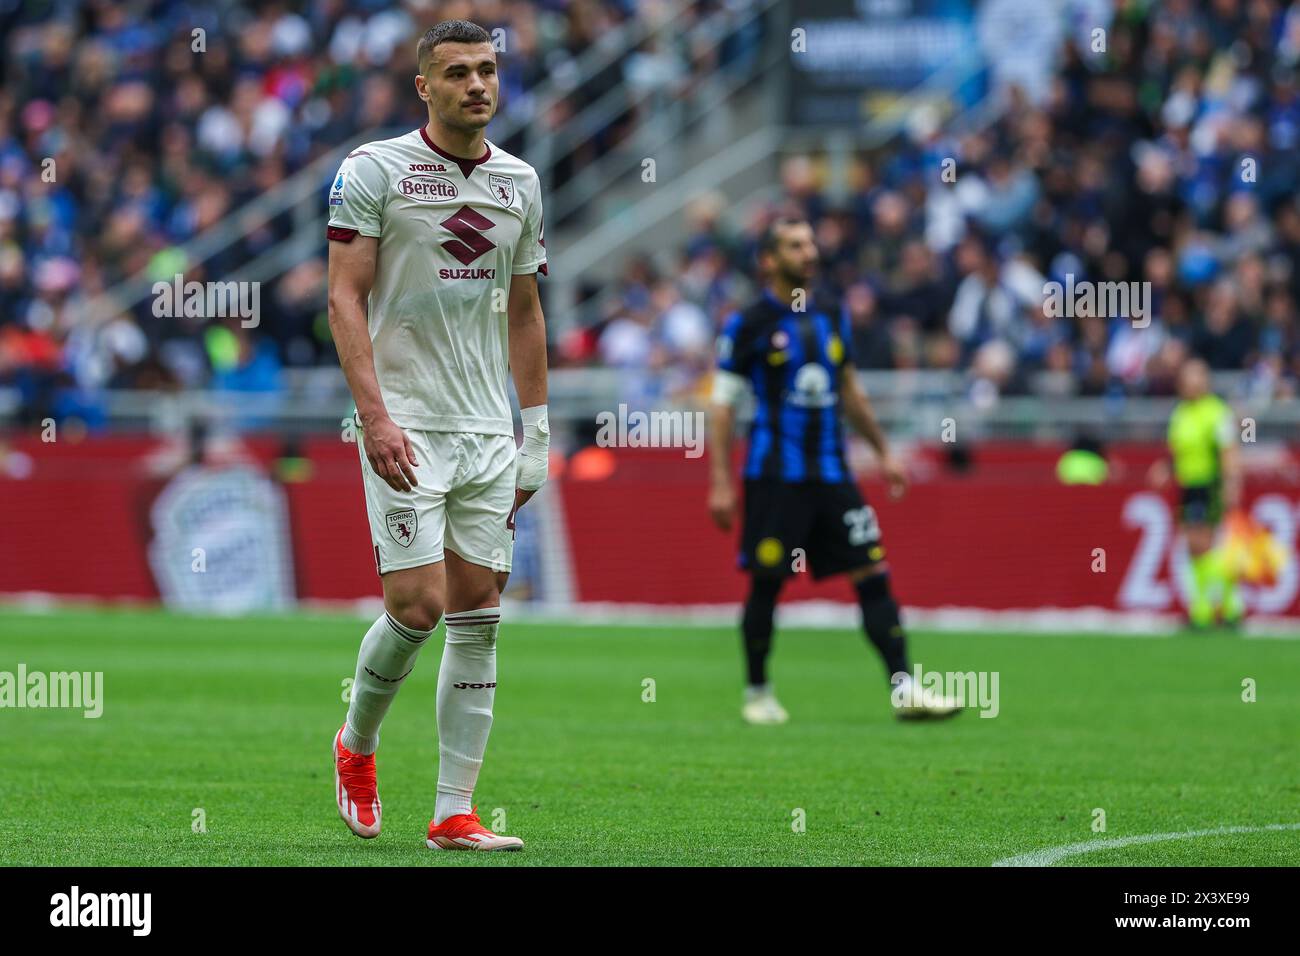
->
<box><xmin>992</xmin><ymin>823</ymin><xmax>1300</xmax><ymax>867</ymax></box>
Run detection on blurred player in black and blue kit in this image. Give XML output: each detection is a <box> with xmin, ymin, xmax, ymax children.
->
<box><xmin>707</xmin><ymin>217</ymin><xmax>959</xmax><ymax>724</ymax></box>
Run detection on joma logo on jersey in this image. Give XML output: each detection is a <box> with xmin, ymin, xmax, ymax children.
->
<box><xmin>398</xmin><ymin>175</ymin><xmax>458</xmax><ymax>201</ymax></box>
<box><xmin>439</xmin><ymin>267</ymin><xmax>496</xmax><ymax>279</ymax></box>
<box><xmin>408</xmin><ymin>162</ymin><xmax>447</xmax><ymax>172</ymax></box>
<box><xmin>452</xmin><ymin>681</ymin><xmax>497</xmax><ymax>689</ymax></box>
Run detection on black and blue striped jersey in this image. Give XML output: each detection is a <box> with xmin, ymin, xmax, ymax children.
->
<box><xmin>716</xmin><ymin>290</ymin><xmax>854</xmax><ymax>482</ymax></box>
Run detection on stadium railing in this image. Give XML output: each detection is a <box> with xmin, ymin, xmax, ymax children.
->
<box><xmin>11</xmin><ymin>370</ymin><xmax>1297</xmax><ymax>444</ymax></box>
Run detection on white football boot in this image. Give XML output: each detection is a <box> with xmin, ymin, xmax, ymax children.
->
<box><xmin>891</xmin><ymin>675</ymin><xmax>962</xmax><ymax>721</ymax></box>
<box><xmin>427</xmin><ymin>807</ymin><xmax>524</xmax><ymax>851</ymax></box>
<box><xmin>742</xmin><ymin>685</ymin><xmax>789</xmax><ymax>725</ymax></box>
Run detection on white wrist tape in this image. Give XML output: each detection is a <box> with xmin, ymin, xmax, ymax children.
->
<box><xmin>516</xmin><ymin>404</ymin><xmax>549</xmax><ymax>491</ymax></box>
<box><xmin>521</xmin><ymin>405</ymin><xmax>548</xmax><ymax>431</ymax></box>
<box><xmin>711</xmin><ymin>370</ymin><xmax>749</xmax><ymax>406</ymax></box>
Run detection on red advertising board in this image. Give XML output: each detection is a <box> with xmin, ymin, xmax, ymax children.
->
<box><xmin>0</xmin><ymin>436</ymin><xmax>1296</xmax><ymax>618</ymax></box>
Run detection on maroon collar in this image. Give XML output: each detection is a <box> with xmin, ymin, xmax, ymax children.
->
<box><xmin>419</xmin><ymin>127</ymin><xmax>491</xmax><ymax>178</ymax></box>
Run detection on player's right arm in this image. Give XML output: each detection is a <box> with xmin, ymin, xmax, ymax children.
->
<box><xmin>326</xmin><ymin>147</ymin><xmax>418</xmax><ymax>493</ymax></box>
<box><xmin>328</xmin><ymin>235</ymin><xmax>419</xmax><ymax>493</ymax></box>
<box><xmin>708</xmin><ymin>312</ymin><xmax>748</xmax><ymax>531</ymax></box>
<box><xmin>708</xmin><ymin>395</ymin><xmax>739</xmax><ymax>531</ymax></box>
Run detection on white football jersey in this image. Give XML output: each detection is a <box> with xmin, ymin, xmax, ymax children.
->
<box><xmin>327</xmin><ymin>128</ymin><xmax>547</xmax><ymax>436</ymax></box>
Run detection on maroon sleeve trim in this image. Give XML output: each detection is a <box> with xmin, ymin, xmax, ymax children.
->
<box><xmin>327</xmin><ymin>226</ymin><xmax>359</xmax><ymax>242</ymax></box>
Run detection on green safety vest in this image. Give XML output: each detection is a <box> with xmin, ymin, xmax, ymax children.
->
<box><xmin>1168</xmin><ymin>394</ymin><xmax>1232</xmax><ymax>488</ymax></box>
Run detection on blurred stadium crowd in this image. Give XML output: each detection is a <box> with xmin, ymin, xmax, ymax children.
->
<box><xmin>580</xmin><ymin>0</ymin><xmax>1300</xmax><ymax>406</ymax></box>
<box><xmin>3</xmin><ymin>0</ymin><xmax>1300</xmax><ymax>426</ymax></box>
<box><xmin>0</xmin><ymin>0</ymin><xmax>710</xmax><ymax>423</ymax></box>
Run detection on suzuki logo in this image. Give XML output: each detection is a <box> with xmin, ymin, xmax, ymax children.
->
<box><xmin>441</xmin><ymin>206</ymin><xmax>497</xmax><ymax>265</ymax></box>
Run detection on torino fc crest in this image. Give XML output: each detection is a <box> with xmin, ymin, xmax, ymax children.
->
<box><xmin>386</xmin><ymin>509</ymin><xmax>417</xmax><ymax>547</ymax></box>
<box><xmin>488</xmin><ymin>173</ymin><xmax>514</xmax><ymax>207</ymax></box>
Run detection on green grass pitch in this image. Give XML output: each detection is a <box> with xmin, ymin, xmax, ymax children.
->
<box><xmin>1</xmin><ymin>607</ymin><xmax>1297</xmax><ymax>866</ymax></box>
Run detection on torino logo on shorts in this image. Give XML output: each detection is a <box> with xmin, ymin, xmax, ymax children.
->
<box><xmin>386</xmin><ymin>509</ymin><xmax>417</xmax><ymax>547</ymax></box>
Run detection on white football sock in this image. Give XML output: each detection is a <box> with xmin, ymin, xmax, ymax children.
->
<box><xmin>341</xmin><ymin>612</ymin><xmax>435</xmax><ymax>755</ymax></box>
<box><xmin>434</xmin><ymin>607</ymin><xmax>500</xmax><ymax>824</ymax></box>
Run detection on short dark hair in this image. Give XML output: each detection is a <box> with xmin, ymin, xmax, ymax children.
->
<box><xmin>417</xmin><ymin>20</ymin><xmax>493</xmax><ymax>74</ymax></box>
<box><xmin>759</xmin><ymin>216</ymin><xmax>810</xmax><ymax>257</ymax></box>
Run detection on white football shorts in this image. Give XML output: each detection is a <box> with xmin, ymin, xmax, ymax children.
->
<box><xmin>358</xmin><ymin>427</ymin><xmax>517</xmax><ymax>575</ymax></box>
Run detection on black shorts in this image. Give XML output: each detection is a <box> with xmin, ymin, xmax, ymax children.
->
<box><xmin>739</xmin><ymin>479</ymin><xmax>885</xmax><ymax>580</ymax></box>
<box><xmin>1179</xmin><ymin>483</ymin><xmax>1223</xmax><ymax>526</ymax></box>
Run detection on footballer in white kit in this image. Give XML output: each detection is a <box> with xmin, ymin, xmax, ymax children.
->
<box><xmin>325</xmin><ymin>19</ymin><xmax>549</xmax><ymax>852</ymax></box>
<box><xmin>331</xmin><ymin>121</ymin><xmax>546</xmax><ymax>576</ymax></box>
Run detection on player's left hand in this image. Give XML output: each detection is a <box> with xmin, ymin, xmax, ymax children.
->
<box><xmin>514</xmin><ymin>405</ymin><xmax>549</xmax><ymax>514</ymax></box>
<box><xmin>882</xmin><ymin>453</ymin><xmax>908</xmax><ymax>499</ymax></box>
